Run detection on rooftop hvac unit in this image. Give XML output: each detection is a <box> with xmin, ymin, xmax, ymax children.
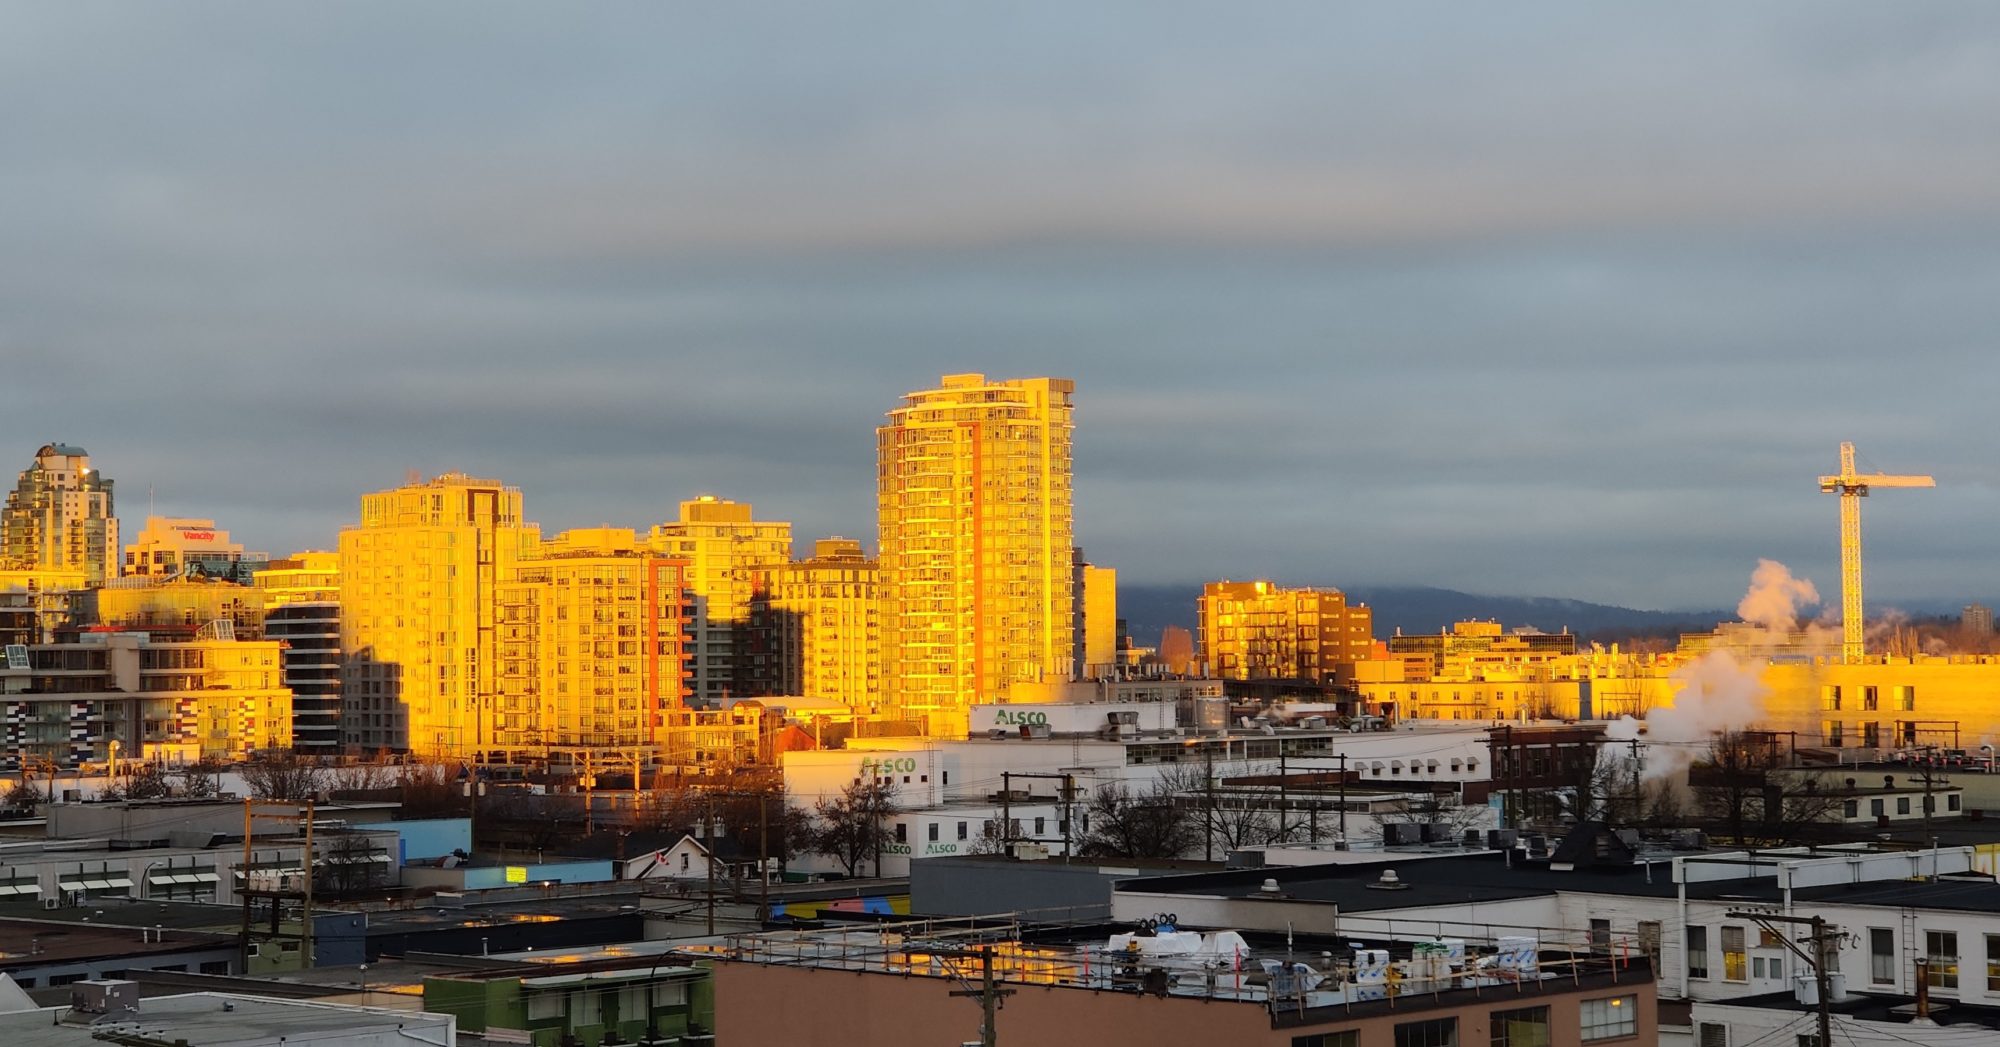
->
<box><xmin>71</xmin><ymin>980</ymin><xmax>138</xmax><ymax>1016</ymax></box>
<box><xmin>1384</xmin><ymin>822</ymin><xmax>1424</xmax><ymax>846</ymax></box>
<box><xmin>1019</xmin><ymin>723</ymin><xmax>1051</xmax><ymax>740</ymax></box>
<box><xmin>1300</xmin><ymin>716</ymin><xmax>1328</xmax><ymax>730</ymax></box>
<box><xmin>1009</xmin><ymin>842</ymin><xmax>1049</xmax><ymax>861</ymax></box>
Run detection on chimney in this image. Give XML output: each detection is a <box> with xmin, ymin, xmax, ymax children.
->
<box><xmin>1915</xmin><ymin>957</ymin><xmax>1931</xmax><ymax>1022</ymax></box>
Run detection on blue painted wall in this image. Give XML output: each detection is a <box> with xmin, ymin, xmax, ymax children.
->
<box><xmin>352</xmin><ymin>818</ymin><xmax>472</xmax><ymax>863</ymax></box>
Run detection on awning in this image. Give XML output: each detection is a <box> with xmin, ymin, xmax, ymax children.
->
<box><xmin>0</xmin><ymin>883</ymin><xmax>40</xmax><ymax>897</ymax></box>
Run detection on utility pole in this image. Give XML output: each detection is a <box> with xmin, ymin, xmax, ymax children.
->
<box><xmin>1278</xmin><ymin>740</ymin><xmax>1289</xmax><ymax>843</ymax></box>
<box><xmin>948</xmin><ymin>946</ymin><xmax>1016</xmax><ymax>1047</ymax></box>
<box><xmin>758</xmin><ymin>790</ymin><xmax>770</xmax><ymax>922</ymax></box>
<box><xmin>1920</xmin><ymin>745</ymin><xmax>1937</xmax><ymax>842</ymax></box>
<box><xmin>1337</xmin><ymin>753</ymin><xmax>1348</xmax><ymax>845</ymax></box>
<box><xmin>1626</xmin><ymin>739</ymin><xmax>1644</xmax><ymax>824</ymax></box>
<box><xmin>703</xmin><ymin>794</ymin><xmax>716</xmax><ymax>935</ymax></box>
<box><xmin>1499</xmin><ymin>725</ymin><xmax>1515</xmax><ymax>829</ymax></box>
<box><xmin>1000</xmin><ymin>772</ymin><xmax>1013</xmax><ymax>854</ymax></box>
<box><xmin>1730</xmin><ymin>910</ymin><xmax>1834</xmax><ymax>1047</ymax></box>
<box><xmin>1203</xmin><ymin>743</ymin><xmax>1215</xmax><ymax>862</ymax></box>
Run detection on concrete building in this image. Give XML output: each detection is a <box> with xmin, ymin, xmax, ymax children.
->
<box><xmin>759</xmin><ymin>537</ymin><xmax>881</xmax><ymax>714</ymax></box>
<box><xmin>121</xmin><ymin>516</ymin><xmax>267</xmax><ymax>583</ymax></box>
<box><xmin>0</xmin><ymin>629</ymin><xmax>290</xmax><ymax>769</ymax></box>
<box><xmin>1074</xmin><ymin>551</ymin><xmax>1117</xmax><ymax>680</ymax></box>
<box><xmin>877</xmin><ymin>374</ymin><xmax>1077</xmax><ymax>735</ymax></box>
<box><xmin>646</xmin><ymin>496</ymin><xmax>792</xmax><ymax>707</ymax></box>
<box><xmin>253</xmin><ymin>552</ymin><xmax>342</xmax><ymax>754</ymax></box>
<box><xmin>497</xmin><ymin>527</ymin><xmax>694</xmax><ymax>754</ymax></box>
<box><xmin>713</xmin><ymin>915</ymin><xmax>1655</xmax><ymax>1047</ymax></box>
<box><xmin>423</xmin><ymin>953</ymin><xmax>712</xmax><ymax>1046</ymax></box>
<box><xmin>1964</xmin><ymin>604</ymin><xmax>1994</xmax><ymax>635</ymax></box>
<box><xmin>86</xmin><ymin>576</ymin><xmax>266</xmax><ymax>639</ymax></box>
<box><xmin>1199</xmin><ymin>580</ymin><xmax>1373</xmax><ymax>683</ymax></box>
<box><xmin>338</xmin><ymin>473</ymin><xmax>541</xmax><ymax>756</ymax></box>
<box><xmin>1</xmin><ymin>444</ymin><xmax>116</xmax><ymax>587</ymax></box>
<box><xmin>1388</xmin><ymin>620</ymin><xmax>1579</xmax><ymax>678</ymax></box>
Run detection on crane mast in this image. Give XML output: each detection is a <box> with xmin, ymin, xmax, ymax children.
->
<box><xmin>1817</xmin><ymin>441</ymin><xmax>1934</xmax><ymax>663</ymax></box>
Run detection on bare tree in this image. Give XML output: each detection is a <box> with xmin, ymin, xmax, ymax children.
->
<box><xmin>1076</xmin><ymin>780</ymin><xmax>1199</xmax><ymax>860</ymax></box>
<box><xmin>1691</xmin><ymin>731</ymin><xmax>1841</xmax><ymax>844</ymax></box>
<box><xmin>394</xmin><ymin>760</ymin><xmax>462</xmax><ymax>818</ymax></box>
<box><xmin>326</xmin><ymin>757</ymin><xmax>398</xmax><ymax>795</ymax></box>
<box><xmin>120</xmin><ymin>762</ymin><xmax>174</xmax><ymax>800</ymax></box>
<box><xmin>1371</xmin><ymin>787</ymin><xmax>1489</xmax><ymax>835</ymax></box>
<box><xmin>177</xmin><ymin>757</ymin><xmax>222</xmax><ymax>799</ymax></box>
<box><xmin>315</xmin><ymin>832</ymin><xmax>389</xmax><ymax>897</ymax></box>
<box><xmin>810</xmin><ymin>780</ymin><xmax>897</xmax><ymax>877</ymax></box>
<box><xmin>239</xmin><ymin>751</ymin><xmax>327</xmax><ymax>801</ymax></box>
<box><xmin>3</xmin><ymin>780</ymin><xmax>38</xmax><ymax>812</ymax></box>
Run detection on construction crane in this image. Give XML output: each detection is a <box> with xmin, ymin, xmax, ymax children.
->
<box><xmin>1818</xmin><ymin>441</ymin><xmax>1934</xmax><ymax>663</ymax></box>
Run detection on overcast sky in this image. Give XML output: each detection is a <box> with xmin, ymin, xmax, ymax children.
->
<box><xmin>7</xmin><ymin>3</ymin><xmax>2000</xmax><ymax>611</ymax></box>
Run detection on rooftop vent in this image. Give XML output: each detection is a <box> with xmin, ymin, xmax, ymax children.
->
<box><xmin>1259</xmin><ymin>878</ymin><xmax>1282</xmax><ymax>894</ymax></box>
<box><xmin>1367</xmin><ymin>869</ymin><xmax>1410</xmax><ymax>891</ymax></box>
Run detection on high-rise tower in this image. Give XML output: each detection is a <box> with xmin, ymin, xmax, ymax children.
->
<box><xmin>2</xmin><ymin>443</ymin><xmax>117</xmax><ymax>586</ymax></box>
<box><xmin>877</xmin><ymin>374</ymin><xmax>1076</xmax><ymax>733</ymax></box>
<box><xmin>338</xmin><ymin>473</ymin><xmax>540</xmax><ymax>756</ymax></box>
<box><xmin>647</xmin><ymin>496</ymin><xmax>792</xmax><ymax>706</ymax></box>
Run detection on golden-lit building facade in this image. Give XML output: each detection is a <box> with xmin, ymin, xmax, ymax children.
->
<box><xmin>877</xmin><ymin>374</ymin><xmax>1077</xmax><ymax>734</ymax></box>
<box><xmin>253</xmin><ymin>550</ymin><xmax>341</xmax><ymax>606</ymax></box>
<box><xmin>90</xmin><ymin>577</ymin><xmax>266</xmax><ymax>638</ymax></box>
<box><xmin>1353</xmin><ymin>650</ymin><xmax>1678</xmax><ymax>723</ymax></box>
<box><xmin>0</xmin><ymin>629</ymin><xmax>290</xmax><ymax>769</ymax></box>
<box><xmin>338</xmin><ymin>473</ymin><xmax>540</xmax><ymax>756</ymax></box>
<box><xmin>1198</xmin><ymin>580</ymin><xmax>1373</xmax><ymax>682</ymax></box>
<box><xmin>122</xmin><ymin>516</ymin><xmax>266</xmax><ymax>582</ymax></box>
<box><xmin>1386</xmin><ymin>620</ymin><xmax>1578</xmax><ymax>680</ymax></box>
<box><xmin>647</xmin><ymin>496</ymin><xmax>792</xmax><ymax>707</ymax></box>
<box><xmin>1765</xmin><ymin>658</ymin><xmax>2000</xmax><ymax>752</ymax></box>
<box><xmin>1</xmin><ymin>444</ymin><xmax>117</xmax><ymax>586</ymax></box>
<box><xmin>1075</xmin><ymin>559</ymin><xmax>1118</xmax><ymax>680</ymax></box>
<box><xmin>254</xmin><ymin>552</ymin><xmax>343</xmax><ymax>754</ymax></box>
<box><xmin>761</xmin><ymin>537</ymin><xmax>882</xmax><ymax>713</ymax></box>
<box><xmin>497</xmin><ymin>527</ymin><xmax>694</xmax><ymax>753</ymax></box>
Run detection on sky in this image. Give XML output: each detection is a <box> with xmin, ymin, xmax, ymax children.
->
<box><xmin>6</xmin><ymin>3</ymin><xmax>2000</xmax><ymax>611</ymax></box>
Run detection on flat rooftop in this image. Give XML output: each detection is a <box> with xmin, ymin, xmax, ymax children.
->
<box><xmin>1116</xmin><ymin>852</ymin><xmax>1716</xmax><ymax>911</ymax></box>
<box><xmin>1718</xmin><ymin>988</ymin><xmax>2000</xmax><ymax>1032</ymax></box>
<box><xmin>0</xmin><ymin>919</ymin><xmax>232</xmax><ymax>970</ymax></box>
<box><xmin>0</xmin><ymin>992</ymin><xmax>453</xmax><ymax>1046</ymax></box>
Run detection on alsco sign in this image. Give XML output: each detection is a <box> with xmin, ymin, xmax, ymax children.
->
<box><xmin>859</xmin><ymin>757</ymin><xmax>918</xmax><ymax>775</ymax></box>
<box><xmin>992</xmin><ymin>710</ymin><xmax>1049</xmax><ymax>727</ymax></box>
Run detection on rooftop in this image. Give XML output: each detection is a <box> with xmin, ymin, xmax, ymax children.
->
<box><xmin>0</xmin><ymin>919</ymin><xmax>233</xmax><ymax>971</ymax></box>
<box><xmin>0</xmin><ymin>992</ymin><xmax>453</xmax><ymax>1047</ymax></box>
<box><xmin>1715</xmin><ymin>988</ymin><xmax>2000</xmax><ymax>1032</ymax></box>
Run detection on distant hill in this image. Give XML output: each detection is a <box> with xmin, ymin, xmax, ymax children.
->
<box><xmin>1117</xmin><ymin>584</ymin><xmax>1732</xmax><ymax>649</ymax></box>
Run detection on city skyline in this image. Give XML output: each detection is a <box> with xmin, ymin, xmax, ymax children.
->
<box><xmin>9</xmin><ymin>4</ymin><xmax>2000</xmax><ymax>609</ymax></box>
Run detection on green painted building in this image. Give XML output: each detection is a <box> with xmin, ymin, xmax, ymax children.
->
<box><xmin>424</xmin><ymin>962</ymin><xmax>714</xmax><ymax>1046</ymax></box>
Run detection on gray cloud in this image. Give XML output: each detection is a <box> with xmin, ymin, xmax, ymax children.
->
<box><xmin>5</xmin><ymin>2</ymin><xmax>2000</xmax><ymax>612</ymax></box>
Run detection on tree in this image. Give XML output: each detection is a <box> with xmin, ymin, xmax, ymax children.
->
<box><xmin>810</xmin><ymin>780</ymin><xmax>897</xmax><ymax>877</ymax></box>
<box><xmin>2</xmin><ymin>781</ymin><xmax>38</xmax><ymax>812</ymax></box>
<box><xmin>1076</xmin><ymin>780</ymin><xmax>1199</xmax><ymax>860</ymax></box>
<box><xmin>393</xmin><ymin>761</ymin><xmax>461</xmax><ymax>818</ymax></box>
<box><xmin>1371</xmin><ymin>787</ymin><xmax>1490</xmax><ymax>837</ymax></box>
<box><xmin>326</xmin><ymin>757</ymin><xmax>398</xmax><ymax>795</ymax></box>
<box><xmin>1690</xmin><ymin>731</ymin><xmax>1842</xmax><ymax>844</ymax></box>
<box><xmin>178</xmin><ymin>758</ymin><xmax>222</xmax><ymax>799</ymax></box>
<box><xmin>240</xmin><ymin>751</ymin><xmax>327</xmax><ymax>801</ymax></box>
<box><xmin>316</xmin><ymin>832</ymin><xmax>389</xmax><ymax>897</ymax></box>
<box><xmin>120</xmin><ymin>762</ymin><xmax>174</xmax><ymax>800</ymax></box>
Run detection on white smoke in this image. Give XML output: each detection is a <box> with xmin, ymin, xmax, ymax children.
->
<box><xmin>1604</xmin><ymin>561</ymin><xmax>1795</xmax><ymax>780</ymax></box>
<box><xmin>1737</xmin><ymin>559</ymin><xmax>1819</xmax><ymax>637</ymax></box>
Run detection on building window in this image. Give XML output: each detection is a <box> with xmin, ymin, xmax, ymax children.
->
<box><xmin>895</xmin><ymin>823</ymin><xmax>907</xmax><ymax>843</ymax></box>
<box><xmin>1843</xmin><ymin>799</ymin><xmax>1859</xmax><ymax>818</ymax></box>
<box><xmin>1897</xmin><ymin>797</ymin><xmax>1911</xmax><ymax>816</ymax></box>
<box><xmin>1987</xmin><ymin>934</ymin><xmax>2000</xmax><ymax>992</ymax></box>
<box><xmin>1688</xmin><ymin>925</ymin><xmax>1709</xmax><ymax>979</ymax></box>
<box><xmin>928</xmin><ymin>823</ymin><xmax>939</xmax><ymax>842</ymax></box>
<box><xmin>1637</xmin><ymin>921</ymin><xmax>1661</xmax><ymax>971</ymax></box>
<box><xmin>1871</xmin><ymin>798</ymin><xmax>1885</xmax><ymax>817</ymax></box>
<box><xmin>1696</xmin><ymin>1022</ymin><xmax>1728</xmax><ymax>1047</ymax></box>
<box><xmin>1950</xmin><ymin>794</ymin><xmax>1963</xmax><ymax>812</ymax></box>
<box><xmin>1581</xmin><ymin>996</ymin><xmax>1637</xmax><ymax>1041</ymax></box>
<box><xmin>1722</xmin><ymin>926</ymin><xmax>1747</xmax><ymax>981</ymax></box>
<box><xmin>1871</xmin><ymin>928</ymin><xmax>1895</xmax><ymax>984</ymax></box>
<box><xmin>1293</xmin><ymin>1034</ymin><xmax>1359</xmax><ymax>1047</ymax></box>
<box><xmin>1928</xmin><ymin>931</ymin><xmax>1959</xmax><ymax>989</ymax></box>
<box><xmin>957</xmin><ymin>821</ymin><xmax>968</xmax><ymax>840</ymax></box>
<box><xmin>1394</xmin><ymin>1017</ymin><xmax>1457</xmax><ymax>1047</ymax></box>
<box><xmin>1589</xmin><ymin>919</ymin><xmax>1611</xmax><ymax>954</ymax></box>
<box><xmin>1489</xmin><ymin>1006</ymin><xmax>1549</xmax><ymax>1047</ymax></box>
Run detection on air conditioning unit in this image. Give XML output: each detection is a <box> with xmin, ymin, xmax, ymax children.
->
<box><xmin>42</xmin><ymin>897</ymin><xmax>59</xmax><ymax>911</ymax></box>
<box><xmin>71</xmin><ymin>980</ymin><xmax>138</xmax><ymax>1016</ymax></box>
<box><xmin>1009</xmin><ymin>842</ymin><xmax>1049</xmax><ymax>861</ymax></box>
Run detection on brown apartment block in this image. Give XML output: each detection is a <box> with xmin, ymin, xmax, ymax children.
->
<box><xmin>1199</xmin><ymin>580</ymin><xmax>1375</xmax><ymax>683</ymax></box>
<box><xmin>714</xmin><ymin>929</ymin><xmax>1655</xmax><ymax>1047</ymax></box>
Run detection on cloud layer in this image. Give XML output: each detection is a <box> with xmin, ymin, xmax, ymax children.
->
<box><xmin>6</xmin><ymin>3</ymin><xmax>2000</xmax><ymax>609</ymax></box>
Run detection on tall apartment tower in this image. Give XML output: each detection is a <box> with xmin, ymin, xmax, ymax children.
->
<box><xmin>338</xmin><ymin>474</ymin><xmax>540</xmax><ymax>756</ymax></box>
<box><xmin>124</xmin><ymin>516</ymin><xmax>268</xmax><ymax>582</ymax></box>
<box><xmin>498</xmin><ymin>527</ymin><xmax>693</xmax><ymax>752</ymax></box>
<box><xmin>254</xmin><ymin>551</ymin><xmax>343</xmax><ymax>754</ymax></box>
<box><xmin>2</xmin><ymin>444</ymin><xmax>118</xmax><ymax>586</ymax></box>
<box><xmin>647</xmin><ymin>496</ymin><xmax>792</xmax><ymax>707</ymax></box>
<box><xmin>761</xmin><ymin>537</ymin><xmax>882</xmax><ymax>713</ymax></box>
<box><xmin>877</xmin><ymin>374</ymin><xmax>1076</xmax><ymax>733</ymax></box>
